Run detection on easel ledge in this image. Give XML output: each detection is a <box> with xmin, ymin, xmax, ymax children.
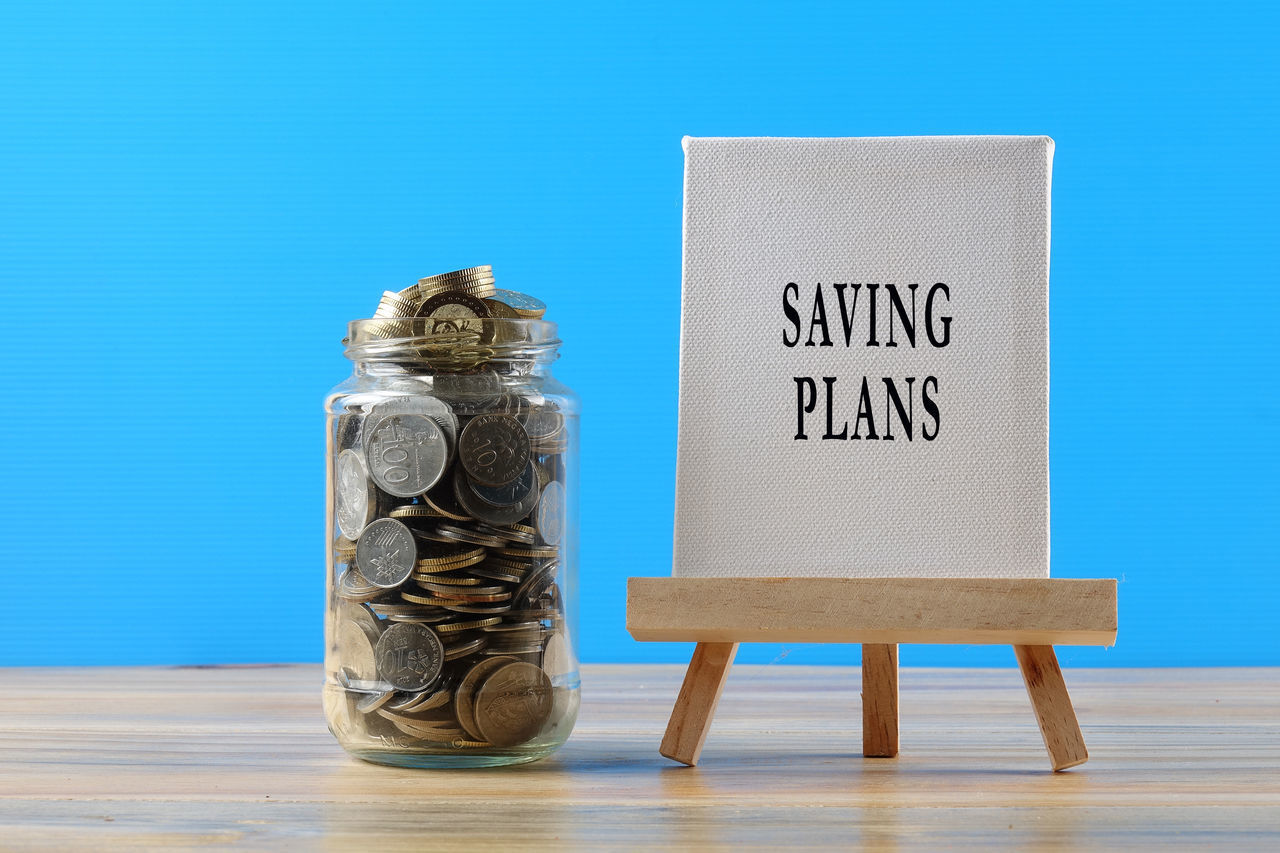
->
<box><xmin>626</xmin><ymin>577</ymin><xmax>1118</xmax><ymax>772</ymax></box>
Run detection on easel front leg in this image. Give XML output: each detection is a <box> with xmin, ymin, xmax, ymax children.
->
<box><xmin>659</xmin><ymin>642</ymin><xmax>738</xmax><ymax>766</ymax></box>
<box><xmin>1014</xmin><ymin>644</ymin><xmax>1088</xmax><ymax>771</ymax></box>
<box><xmin>862</xmin><ymin>643</ymin><xmax>899</xmax><ymax>757</ymax></box>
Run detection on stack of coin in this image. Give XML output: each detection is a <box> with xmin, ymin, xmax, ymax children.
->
<box><xmin>329</xmin><ymin>267</ymin><xmax>570</xmax><ymax>753</ymax></box>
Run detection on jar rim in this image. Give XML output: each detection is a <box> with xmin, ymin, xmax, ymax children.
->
<box><xmin>344</xmin><ymin>317</ymin><xmax>561</xmax><ymax>364</ymax></box>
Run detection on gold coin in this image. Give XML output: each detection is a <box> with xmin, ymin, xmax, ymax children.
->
<box><xmin>374</xmin><ymin>291</ymin><xmax>420</xmax><ymax>319</ymax></box>
<box><xmin>390</xmin><ymin>505</ymin><xmax>445</xmax><ymax>519</ymax></box>
<box><xmin>416</xmin><ymin>267</ymin><xmax>497</xmax><ymax>301</ymax></box>
<box><xmin>401</xmin><ymin>591</ymin><xmax>455</xmax><ymax>606</ymax></box>
<box><xmin>436</xmin><ymin>617</ymin><xmax>503</xmax><ymax>634</ymax></box>
<box><xmin>482</xmin><ymin>298</ymin><xmax>520</xmax><ymax>319</ymax></box>
<box><xmin>422</xmin><ymin>491</ymin><xmax>472</xmax><ymax>522</ymax></box>
<box><xmin>414</xmin><ymin>553</ymin><xmax>486</xmax><ymax>573</ymax></box>
<box><xmin>419</xmin><ymin>574</ymin><xmax>487</xmax><ymax>587</ymax></box>
<box><xmin>417</xmin><ymin>265</ymin><xmax>492</xmax><ymax>285</ymax></box>
<box><xmin>499</xmin><ymin>546</ymin><xmax>559</xmax><ymax>559</ymax></box>
<box><xmin>411</xmin><ymin>567</ymin><xmax>471</xmax><ymax>581</ymax></box>
<box><xmin>416</xmin><ymin>547</ymin><xmax>486</xmax><ymax>567</ymax></box>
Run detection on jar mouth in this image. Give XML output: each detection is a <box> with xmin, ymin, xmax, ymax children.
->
<box><xmin>344</xmin><ymin>317</ymin><xmax>561</xmax><ymax>367</ymax></box>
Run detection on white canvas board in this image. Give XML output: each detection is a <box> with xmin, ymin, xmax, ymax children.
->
<box><xmin>673</xmin><ymin>136</ymin><xmax>1051</xmax><ymax>578</ymax></box>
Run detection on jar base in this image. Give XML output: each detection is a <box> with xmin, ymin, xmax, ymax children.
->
<box><xmin>345</xmin><ymin>743</ymin><xmax>562</xmax><ymax>769</ymax></box>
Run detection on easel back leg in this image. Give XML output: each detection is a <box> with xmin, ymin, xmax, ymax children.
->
<box><xmin>862</xmin><ymin>643</ymin><xmax>899</xmax><ymax>757</ymax></box>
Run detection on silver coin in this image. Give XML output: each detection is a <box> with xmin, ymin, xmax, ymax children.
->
<box><xmin>339</xmin><ymin>601</ymin><xmax>383</xmax><ymax>640</ymax></box>
<box><xmin>453</xmin><ymin>464</ymin><xmax>541</xmax><ymax>526</ymax></box>
<box><xmin>375</xmin><ymin>622</ymin><xmax>445</xmax><ymax>692</ymax></box>
<box><xmin>389</xmin><ymin>688</ymin><xmax>452</xmax><ymax>713</ymax></box>
<box><xmin>335</xmin><ymin>411</ymin><xmax>363</xmax><ymax>450</ymax></box>
<box><xmin>536</xmin><ymin>480</ymin><xmax>566</xmax><ymax>546</ymax></box>
<box><xmin>482</xmin><ymin>620</ymin><xmax>541</xmax><ymax>633</ymax></box>
<box><xmin>541</xmin><ymin>630</ymin><xmax>572</xmax><ymax>679</ymax></box>
<box><xmin>469</xmin><ymin>460</ymin><xmax>536</xmax><ymax>508</ymax></box>
<box><xmin>335</xmin><ymin>449</ymin><xmax>377</xmax><ymax>539</ymax></box>
<box><xmin>335</xmin><ymin>617</ymin><xmax>380</xmax><ymax>682</ymax></box>
<box><xmin>355</xmin><ymin>518</ymin><xmax>417</xmax><ymax>589</ymax></box>
<box><xmin>429</xmin><ymin>520</ymin><xmax>507</xmax><ymax>548</ymax></box>
<box><xmin>364</xmin><ymin>413</ymin><xmax>448</xmax><ymax>497</ymax></box>
<box><xmin>367</xmin><ymin>397</ymin><xmax>458</xmax><ymax>456</ymax></box>
<box><xmin>491</xmin><ymin>288</ymin><xmax>546</xmax><ymax>315</ymax></box>
<box><xmin>356</xmin><ymin>690</ymin><xmax>396</xmax><ymax>714</ymax></box>
<box><xmin>336</xmin><ymin>569</ymin><xmax>382</xmax><ymax>602</ymax></box>
<box><xmin>522</xmin><ymin>406</ymin><xmax>563</xmax><ymax>442</ymax></box>
<box><xmin>433</xmin><ymin>370</ymin><xmax>502</xmax><ymax>405</ymax></box>
<box><xmin>337</xmin><ymin>669</ymin><xmax>393</xmax><ymax>694</ymax></box>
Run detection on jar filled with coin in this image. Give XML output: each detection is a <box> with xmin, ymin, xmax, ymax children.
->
<box><xmin>323</xmin><ymin>266</ymin><xmax>579</xmax><ymax>768</ymax></box>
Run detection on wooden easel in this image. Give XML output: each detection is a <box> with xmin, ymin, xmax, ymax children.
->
<box><xmin>627</xmin><ymin>577</ymin><xmax>1117</xmax><ymax>771</ymax></box>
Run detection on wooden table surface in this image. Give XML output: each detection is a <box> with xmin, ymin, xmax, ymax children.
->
<box><xmin>1</xmin><ymin>664</ymin><xmax>1277</xmax><ymax>850</ymax></box>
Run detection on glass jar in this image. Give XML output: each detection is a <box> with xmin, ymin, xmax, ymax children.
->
<box><xmin>323</xmin><ymin>314</ymin><xmax>579</xmax><ymax>768</ymax></box>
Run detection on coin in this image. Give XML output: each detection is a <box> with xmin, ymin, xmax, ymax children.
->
<box><xmin>473</xmin><ymin>661</ymin><xmax>553</xmax><ymax>747</ymax></box>
<box><xmin>336</xmin><ymin>449</ymin><xmax>377</xmax><ymax>539</ymax></box>
<box><xmin>482</xmin><ymin>298</ymin><xmax>520</xmax><ymax>319</ymax></box>
<box><xmin>416</xmin><ymin>292</ymin><xmax>492</xmax><ymax>340</ymax></box>
<box><xmin>356</xmin><ymin>690</ymin><xmax>396</xmax><ymax>714</ymax></box>
<box><xmin>458</xmin><ymin>414</ymin><xmax>529</xmax><ymax>487</ymax></box>
<box><xmin>468</xmin><ymin>459</ymin><xmax>536</xmax><ymax>507</ymax></box>
<box><xmin>522</xmin><ymin>407</ymin><xmax>563</xmax><ymax>442</ymax></box>
<box><xmin>335</xmin><ymin>412</ymin><xmax>363</xmax><ymax>450</ymax></box>
<box><xmin>420</xmin><ymin>479</ymin><xmax>472</xmax><ymax>521</ymax></box>
<box><xmin>536</xmin><ymin>480</ymin><xmax>566</xmax><ymax>546</ymax></box>
<box><xmin>334</xmin><ymin>536</ymin><xmax>358</xmax><ymax>560</ymax></box>
<box><xmin>442</xmin><ymin>637</ymin><xmax>488</xmax><ymax>660</ymax></box>
<box><xmin>399</xmin><ymin>592</ymin><xmax>455</xmax><ymax>606</ymax></box>
<box><xmin>455</xmin><ymin>656</ymin><xmax>518</xmax><ymax>740</ymax></box>
<box><xmin>390</xmin><ymin>688</ymin><xmax>452</xmax><ymax>713</ymax></box>
<box><xmin>468</xmin><ymin>565</ymin><xmax>523</xmax><ymax>584</ymax></box>
<box><xmin>491</xmin><ymin>288</ymin><xmax>547</xmax><ymax>319</ymax></box>
<box><xmin>541</xmin><ymin>631</ymin><xmax>572</xmax><ymax>679</ymax></box>
<box><xmin>453</xmin><ymin>465</ymin><xmax>541</xmax><ymax>527</ymax></box>
<box><xmin>389</xmin><ymin>504</ymin><xmax>444</xmax><ymax>519</ymax></box>
<box><xmin>442</xmin><ymin>603</ymin><xmax>513</xmax><ymax>615</ymax></box>
<box><xmin>374</xmin><ymin>622</ymin><xmax>445</xmax><ymax>691</ymax></box>
<box><xmin>374</xmin><ymin>290</ymin><xmax>421</xmax><ymax>319</ymax></box>
<box><xmin>499</xmin><ymin>544</ymin><xmax>558</xmax><ymax>559</ymax></box>
<box><xmin>368</xmin><ymin>396</ymin><xmax>459</xmax><ymax>455</ymax></box>
<box><xmin>336</xmin><ymin>569</ymin><xmax>382</xmax><ymax>602</ymax></box>
<box><xmin>437</xmin><ymin>617</ymin><xmax>503</xmax><ymax>634</ymax></box>
<box><xmin>364</xmin><ymin>413</ymin><xmax>449</xmax><ymax>498</ymax></box>
<box><xmin>355</xmin><ymin>518</ymin><xmax>416</xmax><ymax>589</ymax></box>
<box><xmin>415</xmin><ymin>545</ymin><xmax>486</xmax><ymax>567</ymax></box>
<box><xmin>416</xmin><ymin>266</ymin><xmax>497</xmax><ymax>300</ymax></box>
<box><xmin>428</xmin><ymin>518</ymin><xmax>509</xmax><ymax>548</ymax></box>
<box><xmin>335</xmin><ymin>613</ymin><xmax>380</xmax><ymax>681</ymax></box>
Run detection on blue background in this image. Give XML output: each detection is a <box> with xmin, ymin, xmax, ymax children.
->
<box><xmin>1</xmin><ymin>1</ymin><xmax>1275</xmax><ymax>667</ymax></box>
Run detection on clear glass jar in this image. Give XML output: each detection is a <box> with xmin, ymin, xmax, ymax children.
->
<box><xmin>323</xmin><ymin>316</ymin><xmax>580</xmax><ymax>768</ymax></box>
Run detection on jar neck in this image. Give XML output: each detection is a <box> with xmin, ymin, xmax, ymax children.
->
<box><xmin>343</xmin><ymin>317</ymin><xmax>561</xmax><ymax>378</ymax></box>
<box><xmin>351</xmin><ymin>357</ymin><xmax>557</xmax><ymax>379</ymax></box>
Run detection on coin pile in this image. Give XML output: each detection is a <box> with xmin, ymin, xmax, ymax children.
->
<box><xmin>329</xmin><ymin>266</ymin><xmax>571</xmax><ymax>752</ymax></box>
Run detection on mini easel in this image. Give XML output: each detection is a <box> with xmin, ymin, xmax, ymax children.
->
<box><xmin>627</xmin><ymin>577</ymin><xmax>1117</xmax><ymax>771</ymax></box>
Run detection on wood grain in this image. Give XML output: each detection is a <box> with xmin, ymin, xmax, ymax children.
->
<box><xmin>659</xmin><ymin>642</ymin><xmax>738</xmax><ymax>766</ymax></box>
<box><xmin>627</xmin><ymin>577</ymin><xmax>1118</xmax><ymax>645</ymax></box>
<box><xmin>1015</xmin><ymin>644</ymin><xmax>1088</xmax><ymax>771</ymax></box>
<box><xmin>1</xmin><ymin>664</ymin><xmax>1278</xmax><ymax>850</ymax></box>
<box><xmin>861</xmin><ymin>643</ymin><xmax>899</xmax><ymax>758</ymax></box>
